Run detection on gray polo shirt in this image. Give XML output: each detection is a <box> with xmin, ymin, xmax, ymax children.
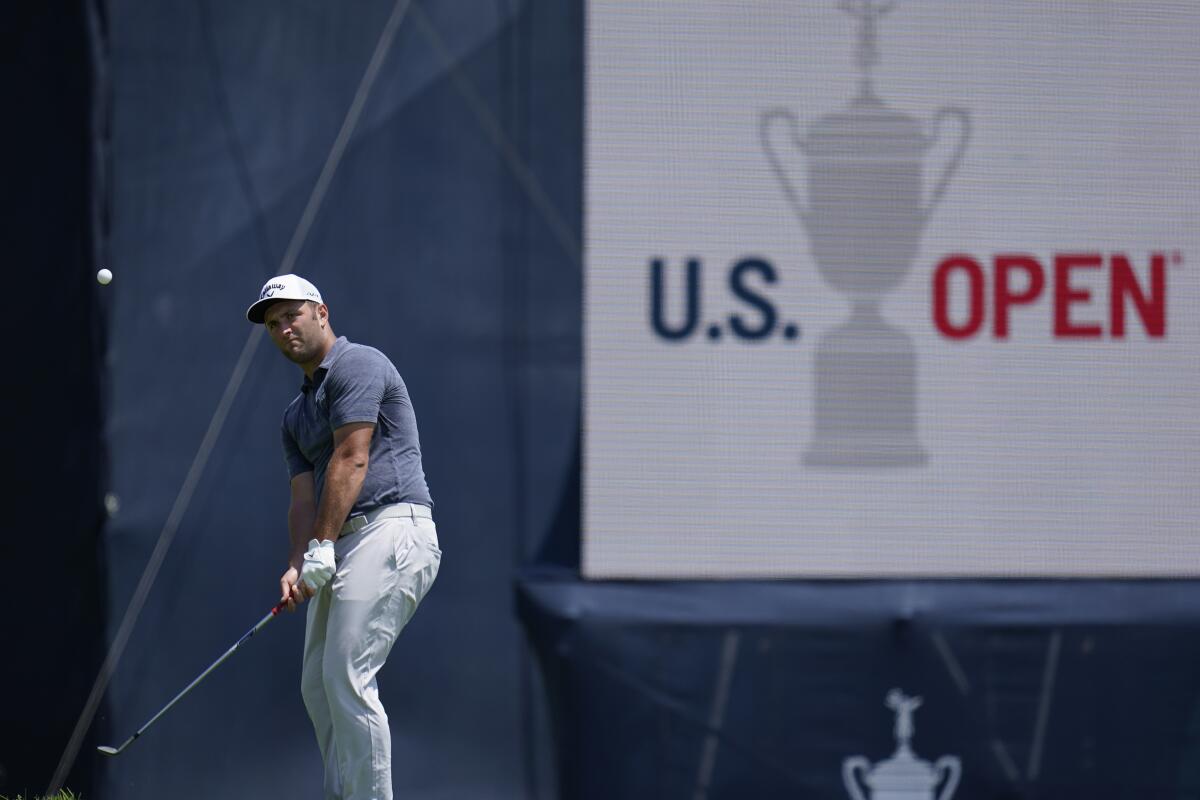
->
<box><xmin>281</xmin><ymin>336</ymin><xmax>433</xmax><ymax>514</ymax></box>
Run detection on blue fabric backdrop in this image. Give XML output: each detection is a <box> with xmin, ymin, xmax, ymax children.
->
<box><xmin>98</xmin><ymin>1</ymin><xmax>579</xmax><ymax>796</ymax></box>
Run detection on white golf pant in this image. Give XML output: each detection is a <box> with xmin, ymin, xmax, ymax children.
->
<box><xmin>301</xmin><ymin>503</ymin><xmax>441</xmax><ymax>800</ymax></box>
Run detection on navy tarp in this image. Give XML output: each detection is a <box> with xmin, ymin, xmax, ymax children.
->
<box><xmin>518</xmin><ymin>571</ymin><xmax>1200</xmax><ymax>799</ymax></box>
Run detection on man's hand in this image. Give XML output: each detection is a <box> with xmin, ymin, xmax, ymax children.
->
<box><xmin>280</xmin><ymin>565</ymin><xmax>305</xmax><ymax>612</ymax></box>
<box><xmin>298</xmin><ymin>538</ymin><xmax>336</xmax><ymax>593</ymax></box>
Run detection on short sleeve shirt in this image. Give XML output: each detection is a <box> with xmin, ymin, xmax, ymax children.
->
<box><xmin>280</xmin><ymin>336</ymin><xmax>432</xmax><ymax>513</ymax></box>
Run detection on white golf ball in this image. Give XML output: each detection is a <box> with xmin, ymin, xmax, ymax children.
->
<box><xmin>97</xmin><ymin>268</ymin><xmax>113</xmax><ymax>285</ymax></box>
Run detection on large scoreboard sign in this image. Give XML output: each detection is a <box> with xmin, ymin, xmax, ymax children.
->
<box><xmin>583</xmin><ymin>1</ymin><xmax>1200</xmax><ymax>578</ymax></box>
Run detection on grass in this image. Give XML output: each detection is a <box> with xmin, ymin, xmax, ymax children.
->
<box><xmin>0</xmin><ymin>792</ymin><xmax>79</xmax><ymax>800</ymax></box>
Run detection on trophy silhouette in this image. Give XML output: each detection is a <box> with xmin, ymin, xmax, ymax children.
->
<box><xmin>761</xmin><ymin>0</ymin><xmax>969</xmax><ymax>467</ymax></box>
<box><xmin>842</xmin><ymin>689</ymin><xmax>962</xmax><ymax>800</ymax></box>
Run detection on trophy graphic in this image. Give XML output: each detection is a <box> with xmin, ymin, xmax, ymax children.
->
<box><xmin>761</xmin><ymin>0</ymin><xmax>969</xmax><ymax>467</ymax></box>
<box><xmin>842</xmin><ymin>689</ymin><xmax>962</xmax><ymax>800</ymax></box>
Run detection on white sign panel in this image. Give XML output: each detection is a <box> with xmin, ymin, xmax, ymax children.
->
<box><xmin>583</xmin><ymin>1</ymin><xmax>1200</xmax><ymax>577</ymax></box>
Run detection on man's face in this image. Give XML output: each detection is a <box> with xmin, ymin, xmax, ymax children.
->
<box><xmin>263</xmin><ymin>300</ymin><xmax>327</xmax><ymax>366</ymax></box>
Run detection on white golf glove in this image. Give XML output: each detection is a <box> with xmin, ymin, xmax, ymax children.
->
<box><xmin>299</xmin><ymin>538</ymin><xmax>336</xmax><ymax>592</ymax></box>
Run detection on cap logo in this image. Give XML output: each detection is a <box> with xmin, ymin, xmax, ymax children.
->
<box><xmin>260</xmin><ymin>282</ymin><xmax>285</xmax><ymax>300</ymax></box>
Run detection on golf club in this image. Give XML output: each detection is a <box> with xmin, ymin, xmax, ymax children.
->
<box><xmin>97</xmin><ymin>601</ymin><xmax>286</xmax><ymax>757</ymax></box>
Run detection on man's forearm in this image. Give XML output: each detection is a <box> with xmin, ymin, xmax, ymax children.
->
<box><xmin>312</xmin><ymin>452</ymin><xmax>368</xmax><ymax>542</ymax></box>
<box><xmin>288</xmin><ymin>503</ymin><xmax>317</xmax><ymax>568</ymax></box>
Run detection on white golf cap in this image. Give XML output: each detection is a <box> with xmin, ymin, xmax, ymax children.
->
<box><xmin>246</xmin><ymin>274</ymin><xmax>324</xmax><ymax>323</ymax></box>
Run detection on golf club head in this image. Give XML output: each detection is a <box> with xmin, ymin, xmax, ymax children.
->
<box><xmin>96</xmin><ymin>745</ymin><xmax>121</xmax><ymax>756</ymax></box>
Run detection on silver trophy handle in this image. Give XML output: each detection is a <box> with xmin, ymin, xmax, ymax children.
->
<box><xmin>760</xmin><ymin>108</ymin><xmax>811</xmax><ymax>229</ymax></box>
<box><xmin>923</xmin><ymin>106</ymin><xmax>971</xmax><ymax>221</ymax></box>
<box><xmin>934</xmin><ymin>755</ymin><xmax>962</xmax><ymax>800</ymax></box>
<box><xmin>841</xmin><ymin>756</ymin><xmax>871</xmax><ymax>800</ymax></box>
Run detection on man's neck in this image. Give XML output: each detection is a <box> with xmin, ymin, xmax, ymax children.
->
<box><xmin>301</xmin><ymin>333</ymin><xmax>337</xmax><ymax>379</ymax></box>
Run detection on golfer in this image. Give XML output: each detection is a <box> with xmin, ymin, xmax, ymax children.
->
<box><xmin>247</xmin><ymin>273</ymin><xmax>441</xmax><ymax>800</ymax></box>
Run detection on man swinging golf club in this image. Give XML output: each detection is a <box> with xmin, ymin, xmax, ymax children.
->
<box><xmin>248</xmin><ymin>274</ymin><xmax>441</xmax><ymax>800</ymax></box>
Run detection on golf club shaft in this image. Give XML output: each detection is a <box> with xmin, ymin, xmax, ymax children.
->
<box><xmin>100</xmin><ymin>602</ymin><xmax>285</xmax><ymax>755</ymax></box>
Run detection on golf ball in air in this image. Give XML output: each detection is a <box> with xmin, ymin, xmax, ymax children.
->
<box><xmin>97</xmin><ymin>268</ymin><xmax>112</xmax><ymax>285</ymax></box>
